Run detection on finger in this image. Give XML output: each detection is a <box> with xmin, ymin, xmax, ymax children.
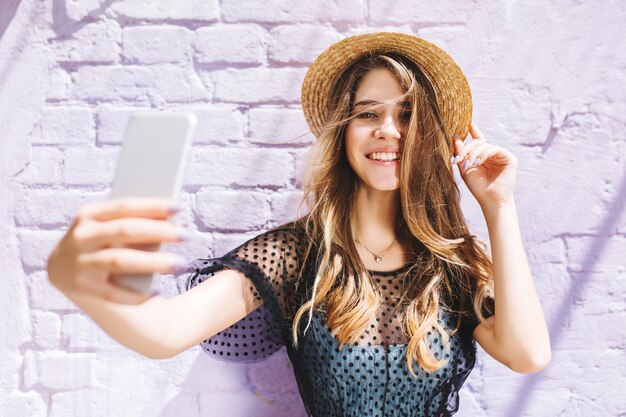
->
<box><xmin>76</xmin><ymin>218</ymin><xmax>189</xmax><ymax>250</ymax></box>
<box><xmin>464</xmin><ymin>145</ymin><xmax>500</xmax><ymax>171</ymax></box>
<box><xmin>469</xmin><ymin>121</ymin><xmax>485</xmax><ymax>141</ymax></box>
<box><xmin>454</xmin><ymin>138</ymin><xmax>483</xmax><ymax>165</ymax></box>
<box><xmin>460</xmin><ymin>143</ymin><xmax>492</xmax><ymax>172</ymax></box>
<box><xmin>89</xmin><ymin>278</ymin><xmax>155</xmax><ymax>305</ymax></box>
<box><xmin>78</xmin><ymin>197</ymin><xmax>180</xmax><ymax>222</ymax></box>
<box><xmin>78</xmin><ymin>247</ymin><xmax>188</xmax><ymax>276</ymax></box>
<box><xmin>473</xmin><ymin>146</ymin><xmax>507</xmax><ymax>167</ymax></box>
<box><xmin>465</xmin><ymin>143</ymin><xmax>491</xmax><ymax>167</ymax></box>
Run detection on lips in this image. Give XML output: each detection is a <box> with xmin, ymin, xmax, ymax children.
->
<box><xmin>367</xmin><ymin>158</ymin><xmax>399</xmax><ymax>166</ymax></box>
<box><xmin>365</xmin><ymin>147</ymin><xmax>401</xmax><ymax>155</ymax></box>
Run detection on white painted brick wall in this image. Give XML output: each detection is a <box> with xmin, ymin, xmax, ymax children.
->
<box><xmin>2</xmin><ymin>0</ymin><xmax>625</xmax><ymax>416</ymax></box>
<box><xmin>14</xmin><ymin>148</ymin><xmax>64</xmax><ymax>184</ymax></box>
<box><xmin>62</xmin><ymin>314</ymin><xmax>123</xmax><ymax>350</ymax></box>
<box><xmin>64</xmin><ymin>0</ymin><xmax>106</xmax><ymax>22</ymax></box>
<box><xmin>24</xmin><ymin>351</ymin><xmax>94</xmax><ymax>390</ymax></box>
<box><xmin>110</xmin><ymin>0</ymin><xmax>220</xmax><ymax>21</ymax></box>
<box><xmin>221</xmin><ymin>0</ymin><xmax>366</xmax><ymax>23</ymax></box>
<box><xmin>148</xmin><ymin>64</ymin><xmax>211</xmax><ymax>103</ymax></box>
<box><xmin>187</xmin><ymin>148</ymin><xmax>293</xmax><ymax>188</ymax></box>
<box><xmin>194</xmin><ymin>24</ymin><xmax>266</xmax><ymax>65</ymax></box>
<box><xmin>97</xmin><ymin>104</ymin><xmax>149</xmax><ymax>145</ymax></box>
<box><xmin>62</xmin><ymin>147</ymin><xmax>117</xmax><ymax>185</ymax></box>
<box><xmin>31</xmin><ymin>311</ymin><xmax>62</xmax><ymax>349</ymax></box>
<box><xmin>46</xmin><ymin>67</ymin><xmax>72</xmax><ymax>101</ymax></box>
<box><xmin>98</xmin><ymin>104</ymin><xmax>246</xmax><ymax>145</ymax></box>
<box><xmin>212</xmin><ymin>67</ymin><xmax>307</xmax><ymax>103</ymax></box>
<box><xmin>31</xmin><ymin>107</ymin><xmax>95</xmax><ymax>145</ymax></box>
<box><xmin>18</xmin><ymin>231</ymin><xmax>65</xmax><ymax>271</ymax></box>
<box><xmin>27</xmin><ymin>272</ymin><xmax>79</xmax><ymax>311</ymax></box>
<box><xmin>368</xmin><ymin>1</ymin><xmax>477</xmax><ymax>24</ymax></box>
<box><xmin>71</xmin><ymin>66</ymin><xmax>153</xmax><ymax>101</ymax></box>
<box><xmin>122</xmin><ymin>26</ymin><xmax>191</xmax><ymax>64</ymax></box>
<box><xmin>196</xmin><ymin>190</ymin><xmax>272</xmax><ymax>231</ymax></box>
<box><xmin>248</xmin><ymin>107</ymin><xmax>314</xmax><ymax>145</ymax></box>
<box><xmin>174</xmin><ymin>105</ymin><xmax>246</xmax><ymax>143</ymax></box>
<box><xmin>268</xmin><ymin>25</ymin><xmax>343</xmax><ymax>64</ymax></box>
<box><xmin>52</xmin><ymin>21</ymin><xmax>122</xmax><ymax>63</ymax></box>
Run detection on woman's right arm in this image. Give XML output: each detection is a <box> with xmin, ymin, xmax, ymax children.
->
<box><xmin>59</xmin><ymin>268</ymin><xmax>256</xmax><ymax>359</ymax></box>
<box><xmin>46</xmin><ymin>198</ymin><xmax>258</xmax><ymax>359</ymax></box>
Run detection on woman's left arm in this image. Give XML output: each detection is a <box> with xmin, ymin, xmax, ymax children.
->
<box><xmin>475</xmin><ymin>201</ymin><xmax>551</xmax><ymax>373</ymax></box>
<box><xmin>453</xmin><ymin>122</ymin><xmax>551</xmax><ymax>374</ymax></box>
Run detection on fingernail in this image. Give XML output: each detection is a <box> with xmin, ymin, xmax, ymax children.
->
<box><xmin>177</xmin><ymin>229</ymin><xmax>195</xmax><ymax>242</ymax></box>
<box><xmin>150</xmin><ymin>290</ymin><xmax>161</xmax><ymax>297</ymax></box>
<box><xmin>473</xmin><ymin>157</ymin><xmax>480</xmax><ymax>166</ymax></box>
<box><xmin>166</xmin><ymin>204</ymin><xmax>182</xmax><ymax>214</ymax></box>
<box><xmin>452</xmin><ymin>155</ymin><xmax>459</xmax><ymax>164</ymax></box>
<box><xmin>463</xmin><ymin>160</ymin><xmax>470</xmax><ymax>170</ymax></box>
<box><xmin>463</xmin><ymin>136</ymin><xmax>472</xmax><ymax>145</ymax></box>
<box><xmin>169</xmin><ymin>258</ymin><xmax>189</xmax><ymax>274</ymax></box>
<box><xmin>176</xmin><ymin>229</ymin><xmax>210</xmax><ymax>242</ymax></box>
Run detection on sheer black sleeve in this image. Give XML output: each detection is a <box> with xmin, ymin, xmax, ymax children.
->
<box><xmin>463</xmin><ymin>295</ymin><xmax>495</xmax><ymax>333</ymax></box>
<box><xmin>443</xmin><ymin>264</ymin><xmax>496</xmax><ymax>334</ymax></box>
<box><xmin>184</xmin><ymin>222</ymin><xmax>305</xmax><ymax>363</ymax></box>
<box><xmin>437</xmin><ymin>296</ymin><xmax>495</xmax><ymax>416</ymax></box>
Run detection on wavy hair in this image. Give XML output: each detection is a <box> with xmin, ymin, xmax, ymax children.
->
<box><xmin>291</xmin><ymin>53</ymin><xmax>495</xmax><ymax>376</ymax></box>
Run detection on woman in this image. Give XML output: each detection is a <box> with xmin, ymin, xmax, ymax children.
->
<box><xmin>47</xmin><ymin>32</ymin><xmax>551</xmax><ymax>416</ymax></box>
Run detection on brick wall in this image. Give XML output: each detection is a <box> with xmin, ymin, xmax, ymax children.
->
<box><xmin>1</xmin><ymin>0</ymin><xmax>625</xmax><ymax>416</ymax></box>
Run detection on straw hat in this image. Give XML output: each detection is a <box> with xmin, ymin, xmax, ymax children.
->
<box><xmin>301</xmin><ymin>32</ymin><xmax>472</xmax><ymax>140</ymax></box>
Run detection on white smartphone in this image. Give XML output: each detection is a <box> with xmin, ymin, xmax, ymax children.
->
<box><xmin>108</xmin><ymin>111</ymin><xmax>197</xmax><ymax>294</ymax></box>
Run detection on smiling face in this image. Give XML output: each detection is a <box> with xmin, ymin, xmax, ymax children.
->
<box><xmin>345</xmin><ymin>67</ymin><xmax>411</xmax><ymax>192</ymax></box>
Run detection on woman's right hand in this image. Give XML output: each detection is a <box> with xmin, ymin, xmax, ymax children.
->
<box><xmin>46</xmin><ymin>197</ymin><xmax>189</xmax><ymax>305</ymax></box>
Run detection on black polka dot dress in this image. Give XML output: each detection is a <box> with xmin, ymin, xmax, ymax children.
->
<box><xmin>185</xmin><ymin>221</ymin><xmax>493</xmax><ymax>417</ymax></box>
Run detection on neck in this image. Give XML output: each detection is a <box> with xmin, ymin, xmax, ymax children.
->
<box><xmin>353</xmin><ymin>185</ymin><xmax>398</xmax><ymax>248</ymax></box>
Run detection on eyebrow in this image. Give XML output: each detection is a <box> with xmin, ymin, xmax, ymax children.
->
<box><xmin>353</xmin><ymin>99</ymin><xmax>411</xmax><ymax>108</ymax></box>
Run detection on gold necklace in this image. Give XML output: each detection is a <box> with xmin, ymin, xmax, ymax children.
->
<box><xmin>355</xmin><ymin>234</ymin><xmax>396</xmax><ymax>263</ymax></box>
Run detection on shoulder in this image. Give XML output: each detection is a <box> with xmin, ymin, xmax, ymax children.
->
<box><xmin>260</xmin><ymin>219</ymin><xmax>310</xmax><ymax>248</ymax></box>
<box><xmin>227</xmin><ymin>219</ymin><xmax>309</xmax><ymax>258</ymax></box>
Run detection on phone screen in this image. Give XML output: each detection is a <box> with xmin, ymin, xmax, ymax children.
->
<box><xmin>109</xmin><ymin>112</ymin><xmax>197</xmax><ymax>293</ymax></box>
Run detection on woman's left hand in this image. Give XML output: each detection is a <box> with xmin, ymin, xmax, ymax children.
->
<box><xmin>452</xmin><ymin>121</ymin><xmax>518</xmax><ymax>209</ymax></box>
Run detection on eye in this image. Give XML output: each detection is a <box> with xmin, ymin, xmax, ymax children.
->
<box><xmin>399</xmin><ymin>111</ymin><xmax>412</xmax><ymax>121</ymax></box>
<box><xmin>356</xmin><ymin>111</ymin><xmax>377</xmax><ymax>119</ymax></box>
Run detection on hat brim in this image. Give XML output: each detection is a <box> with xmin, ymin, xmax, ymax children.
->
<box><xmin>301</xmin><ymin>32</ymin><xmax>472</xmax><ymax>141</ymax></box>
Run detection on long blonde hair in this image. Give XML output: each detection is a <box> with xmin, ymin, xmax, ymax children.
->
<box><xmin>292</xmin><ymin>53</ymin><xmax>494</xmax><ymax>376</ymax></box>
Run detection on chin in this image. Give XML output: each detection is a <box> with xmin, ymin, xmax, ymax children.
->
<box><xmin>363</xmin><ymin>180</ymin><xmax>400</xmax><ymax>191</ymax></box>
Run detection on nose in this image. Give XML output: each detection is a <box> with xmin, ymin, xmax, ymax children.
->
<box><xmin>375</xmin><ymin>116</ymin><xmax>402</xmax><ymax>140</ymax></box>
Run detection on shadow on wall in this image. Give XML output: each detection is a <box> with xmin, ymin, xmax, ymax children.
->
<box><xmin>506</xmin><ymin>168</ymin><xmax>626</xmax><ymax>417</ymax></box>
<box><xmin>51</xmin><ymin>0</ymin><xmax>116</xmax><ymax>37</ymax></box>
<box><xmin>159</xmin><ymin>348</ymin><xmax>307</xmax><ymax>417</ymax></box>
<box><xmin>0</xmin><ymin>0</ymin><xmax>115</xmax><ymax>97</ymax></box>
<box><xmin>0</xmin><ymin>0</ymin><xmax>20</xmax><ymax>41</ymax></box>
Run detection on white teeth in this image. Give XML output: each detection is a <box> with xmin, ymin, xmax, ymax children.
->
<box><xmin>368</xmin><ymin>152</ymin><xmax>399</xmax><ymax>161</ymax></box>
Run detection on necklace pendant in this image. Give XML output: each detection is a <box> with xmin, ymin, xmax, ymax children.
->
<box><xmin>375</xmin><ymin>256</ymin><xmax>382</xmax><ymax>263</ymax></box>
